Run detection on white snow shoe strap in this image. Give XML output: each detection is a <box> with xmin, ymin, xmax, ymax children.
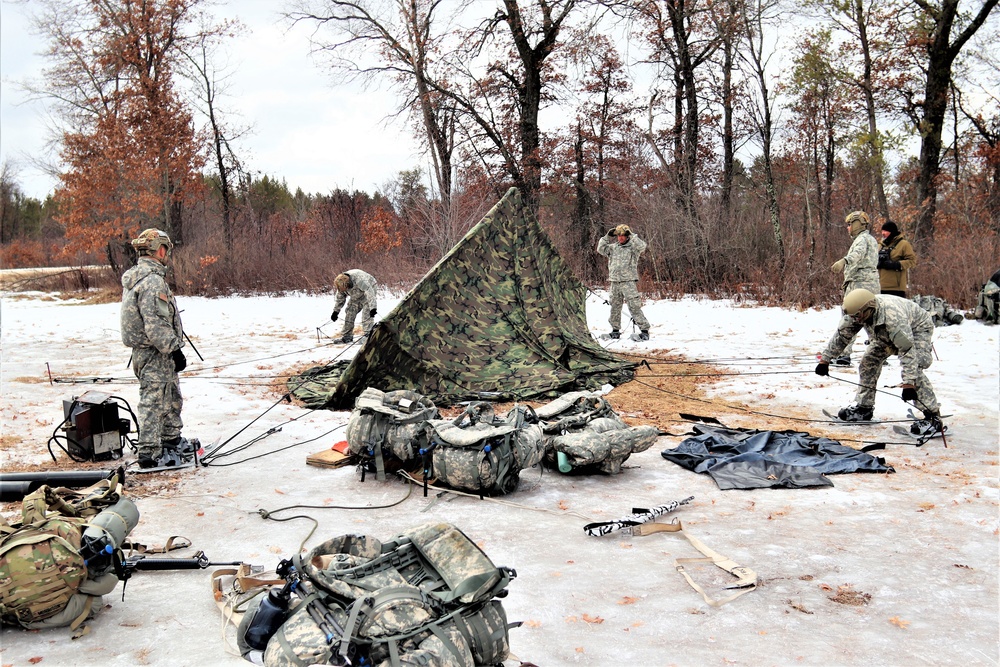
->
<box><xmin>633</xmin><ymin>520</ymin><xmax>757</xmax><ymax>607</ymax></box>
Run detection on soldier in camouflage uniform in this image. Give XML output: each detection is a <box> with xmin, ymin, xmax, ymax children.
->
<box><xmin>597</xmin><ymin>224</ymin><xmax>650</xmax><ymax>340</ymax></box>
<box><xmin>829</xmin><ymin>211</ymin><xmax>880</xmax><ymax>366</ymax></box>
<box><xmin>815</xmin><ymin>289</ymin><xmax>944</xmax><ymax>435</ymax></box>
<box><xmin>120</xmin><ymin>229</ymin><xmax>187</xmax><ymax>468</ymax></box>
<box><xmin>330</xmin><ymin>269</ymin><xmax>378</xmax><ymax>343</ymax></box>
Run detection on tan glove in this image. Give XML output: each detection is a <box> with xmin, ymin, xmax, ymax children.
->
<box><xmin>830</xmin><ymin>258</ymin><xmax>846</xmax><ymax>273</ymax></box>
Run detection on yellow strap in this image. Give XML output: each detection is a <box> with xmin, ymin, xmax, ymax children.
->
<box><xmin>633</xmin><ymin>520</ymin><xmax>757</xmax><ymax>607</ymax></box>
<box><xmin>68</xmin><ymin>595</ymin><xmax>95</xmax><ymax>632</ymax></box>
<box><xmin>210</xmin><ymin>564</ymin><xmax>283</xmax><ymax>656</ymax></box>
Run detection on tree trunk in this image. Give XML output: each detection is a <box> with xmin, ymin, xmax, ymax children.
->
<box><xmin>912</xmin><ymin>0</ymin><xmax>998</xmax><ymax>240</ymax></box>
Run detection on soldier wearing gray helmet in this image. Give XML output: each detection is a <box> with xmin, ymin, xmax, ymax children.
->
<box><xmin>120</xmin><ymin>229</ymin><xmax>190</xmax><ymax>469</ymax></box>
<box><xmin>815</xmin><ymin>288</ymin><xmax>944</xmax><ymax>436</ymax></box>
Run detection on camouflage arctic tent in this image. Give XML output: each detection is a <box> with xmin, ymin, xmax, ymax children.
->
<box><xmin>296</xmin><ymin>187</ymin><xmax>636</xmax><ymax>409</ymax></box>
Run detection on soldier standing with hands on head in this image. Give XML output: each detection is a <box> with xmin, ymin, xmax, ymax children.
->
<box><xmin>120</xmin><ymin>229</ymin><xmax>194</xmax><ymax>470</ymax></box>
<box><xmin>829</xmin><ymin>211</ymin><xmax>880</xmax><ymax>366</ymax></box>
<box><xmin>330</xmin><ymin>269</ymin><xmax>378</xmax><ymax>344</ymax></box>
<box><xmin>597</xmin><ymin>225</ymin><xmax>651</xmax><ymax>341</ymax></box>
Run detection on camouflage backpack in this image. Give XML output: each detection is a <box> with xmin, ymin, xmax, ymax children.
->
<box><xmin>424</xmin><ymin>403</ymin><xmax>544</xmax><ymax>496</ymax></box>
<box><xmin>346</xmin><ymin>388</ymin><xmax>440</xmax><ymax>480</ymax></box>
<box><xmin>534</xmin><ymin>391</ymin><xmax>659</xmax><ymax>474</ymax></box>
<box><xmin>0</xmin><ymin>474</ymin><xmax>126</xmax><ymax>632</ymax></box>
<box><xmin>252</xmin><ymin>522</ymin><xmax>515</xmax><ymax>667</ymax></box>
<box><xmin>975</xmin><ymin>279</ymin><xmax>999</xmax><ymax>324</ymax></box>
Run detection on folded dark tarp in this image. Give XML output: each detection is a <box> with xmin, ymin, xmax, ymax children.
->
<box><xmin>661</xmin><ymin>425</ymin><xmax>893</xmax><ymax>490</ymax></box>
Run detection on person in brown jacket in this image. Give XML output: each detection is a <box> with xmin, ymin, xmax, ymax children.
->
<box><xmin>877</xmin><ymin>221</ymin><xmax>917</xmax><ymax>298</ymax></box>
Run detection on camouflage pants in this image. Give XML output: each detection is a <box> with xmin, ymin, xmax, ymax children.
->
<box><xmin>854</xmin><ymin>337</ymin><xmax>939</xmax><ymax>414</ymax></box>
<box><xmin>132</xmin><ymin>347</ymin><xmax>183</xmax><ymax>457</ymax></box>
<box><xmin>841</xmin><ymin>280</ymin><xmax>880</xmax><ymax>356</ymax></box>
<box><xmin>341</xmin><ymin>296</ymin><xmax>374</xmax><ymax>338</ymax></box>
<box><xmin>609</xmin><ymin>281</ymin><xmax>650</xmax><ymax>332</ymax></box>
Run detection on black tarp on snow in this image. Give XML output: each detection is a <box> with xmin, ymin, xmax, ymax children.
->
<box><xmin>661</xmin><ymin>425</ymin><xmax>893</xmax><ymax>490</ymax></box>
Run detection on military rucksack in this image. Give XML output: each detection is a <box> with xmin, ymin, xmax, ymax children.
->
<box><xmin>346</xmin><ymin>388</ymin><xmax>440</xmax><ymax>480</ymax></box>
<box><xmin>248</xmin><ymin>522</ymin><xmax>515</xmax><ymax>667</ymax></box>
<box><xmin>534</xmin><ymin>391</ymin><xmax>659</xmax><ymax>474</ymax></box>
<box><xmin>0</xmin><ymin>473</ymin><xmax>128</xmax><ymax>632</ymax></box>
<box><xmin>975</xmin><ymin>280</ymin><xmax>999</xmax><ymax>324</ymax></box>
<box><xmin>424</xmin><ymin>403</ymin><xmax>544</xmax><ymax>496</ymax></box>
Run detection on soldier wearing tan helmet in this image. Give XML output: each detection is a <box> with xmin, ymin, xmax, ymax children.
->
<box><xmin>815</xmin><ymin>288</ymin><xmax>944</xmax><ymax>436</ymax></box>
<box><xmin>597</xmin><ymin>224</ymin><xmax>650</xmax><ymax>340</ymax></box>
<box><xmin>330</xmin><ymin>269</ymin><xmax>378</xmax><ymax>344</ymax></box>
<box><xmin>120</xmin><ymin>228</ymin><xmax>194</xmax><ymax>469</ymax></box>
<box><xmin>828</xmin><ymin>211</ymin><xmax>880</xmax><ymax>366</ymax></box>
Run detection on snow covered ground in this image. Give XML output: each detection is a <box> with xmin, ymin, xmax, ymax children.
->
<box><xmin>1</xmin><ymin>289</ymin><xmax>998</xmax><ymax>666</ymax></box>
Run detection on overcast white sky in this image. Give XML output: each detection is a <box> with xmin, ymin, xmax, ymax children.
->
<box><xmin>0</xmin><ymin>0</ymin><xmax>423</xmax><ymax>201</ymax></box>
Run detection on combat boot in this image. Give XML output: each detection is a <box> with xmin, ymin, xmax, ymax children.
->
<box><xmin>636</xmin><ymin>330</ymin><xmax>649</xmax><ymax>341</ymax></box>
<box><xmin>837</xmin><ymin>404</ymin><xmax>874</xmax><ymax>422</ymax></box>
<box><xmin>910</xmin><ymin>411</ymin><xmax>945</xmax><ymax>436</ymax></box>
<box><xmin>608</xmin><ymin>330</ymin><xmax>620</xmax><ymax>339</ymax></box>
<box><xmin>832</xmin><ymin>356</ymin><xmax>852</xmax><ymax>367</ymax></box>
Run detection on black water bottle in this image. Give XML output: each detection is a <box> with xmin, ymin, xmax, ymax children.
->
<box><xmin>244</xmin><ymin>585</ymin><xmax>292</xmax><ymax>651</ymax></box>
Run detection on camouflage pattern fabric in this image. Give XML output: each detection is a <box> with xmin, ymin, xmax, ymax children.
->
<box><xmin>608</xmin><ymin>280</ymin><xmax>650</xmax><ymax>332</ymax></box>
<box><xmin>345</xmin><ymin>388</ymin><xmax>439</xmax><ymax>465</ymax></box>
<box><xmin>840</xmin><ymin>230</ymin><xmax>880</xmax><ymax>294</ymax></box>
<box><xmin>0</xmin><ymin>475</ymin><xmax>127</xmax><ymax>630</ymax></box>
<box><xmin>287</xmin><ymin>360</ymin><xmax>352</xmax><ymax>408</ymax></box>
<box><xmin>325</xmin><ymin>188</ymin><xmax>635</xmax><ymax>408</ymax></box>
<box><xmin>333</xmin><ymin>269</ymin><xmax>378</xmax><ymax>337</ymax></box>
<box><xmin>975</xmin><ymin>280</ymin><xmax>999</xmax><ymax>323</ymax></box>
<box><xmin>535</xmin><ymin>392</ymin><xmax>658</xmax><ymax>474</ymax></box>
<box><xmin>598</xmin><ymin>232</ymin><xmax>647</xmax><ymax>281</ymax></box>
<box><xmin>426</xmin><ymin>405</ymin><xmax>544</xmax><ymax>495</ymax></box>
<box><xmin>598</xmin><ymin>232</ymin><xmax>650</xmax><ymax>332</ymax></box>
<box><xmin>263</xmin><ymin>523</ymin><xmax>511</xmax><ymax>667</ymax></box>
<box><xmin>820</xmin><ymin>294</ymin><xmax>940</xmax><ymax>413</ymax></box>
<box><xmin>0</xmin><ymin>516</ymin><xmax>88</xmax><ymax>627</ymax></box>
<box><xmin>121</xmin><ymin>257</ymin><xmax>184</xmax><ymax>457</ymax></box>
<box><xmin>911</xmin><ymin>295</ymin><xmax>964</xmax><ymax>326</ymax></box>
<box><xmin>837</xmin><ymin>230</ymin><xmax>880</xmax><ymax>354</ymax></box>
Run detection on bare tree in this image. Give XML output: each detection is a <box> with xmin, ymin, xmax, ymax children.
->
<box><xmin>738</xmin><ymin>0</ymin><xmax>785</xmax><ymax>265</ymax></box>
<box><xmin>287</xmin><ymin>0</ymin><xmax>462</xmax><ymax>213</ymax></box>
<box><xmin>803</xmin><ymin>0</ymin><xmax>903</xmax><ymax>221</ymax></box>
<box><xmin>897</xmin><ymin>0</ymin><xmax>998</xmax><ymax>239</ymax></box>
<box><xmin>635</xmin><ymin>0</ymin><xmax>722</xmax><ymax>216</ymax></box>
<box><xmin>180</xmin><ymin>18</ymin><xmax>249</xmax><ymax>253</ymax></box>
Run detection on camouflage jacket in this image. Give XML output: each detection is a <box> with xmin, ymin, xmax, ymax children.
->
<box><xmin>120</xmin><ymin>257</ymin><xmax>183</xmax><ymax>354</ymax></box>
<box><xmin>840</xmin><ymin>230</ymin><xmax>879</xmax><ymax>290</ymax></box>
<box><xmin>333</xmin><ymin>269</ymin><xmax>377</xmax><ymax>312</ymax></box>
<box><xmin>597</xmin><ymin>234</ymin><xmax>647</xmax><ymax>282</ymax></box>
<box><xmin>821</xmin><ymin>295</ymin><xmax>934</xmax><ymax>384</ymax></box>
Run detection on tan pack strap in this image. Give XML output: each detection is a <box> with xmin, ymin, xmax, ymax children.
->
<box><xmin>211</xmin><ymin>564</ymin><xmax>283</xmax><ymax>656</ymax></box>
<box><xmin>633</xmin><ymin>520</ymin><xmax>757</xmax><ymax>607</ymax></box>
<box><xmin>68</xmin><ymin>595</ymin><xmax>95</xmax><ymax>632</ymax></box>
<box><xmin>123</xmin><ymin>535</ymin><xmax>192</xmax><ymax>555</ymax></box>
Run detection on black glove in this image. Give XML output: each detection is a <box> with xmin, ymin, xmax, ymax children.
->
<box><xmin>882</xmin><ymin>259</ymin><xmax>902</xmax><ymax>271</ymax></box>
<box><xmin>815</xmin><ymin>362</ymin><xmax>829</xmax><ymax>376</ymax></box>
<box><xmin>369</xmin><ymin>308</ymin><xmax>377</xmax><ymax>318</ymax></box>
<box><xmin>607</xmin><ymin>228</ymin><xmax>616</xmax><ymax>237</ymax></box>
<box><xmin>901</xmin><ymin>386</ymin><xmax>918</xmax><ymax>402</ymax></box>
<box><xmin>331</xmin><ymin>311</ymin><xmax>339</xmax><ymax>322</ymax></box>
<box><xmin>171</xmin><ymin>349</ymin><xmax>187</xmax><ymax>372</ymax></box>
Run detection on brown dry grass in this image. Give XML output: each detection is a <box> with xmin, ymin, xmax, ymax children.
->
<box><xmin>272</xmin><ymin>348</ymin><xmax>860</xmax><ymax>445</ymax></box>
